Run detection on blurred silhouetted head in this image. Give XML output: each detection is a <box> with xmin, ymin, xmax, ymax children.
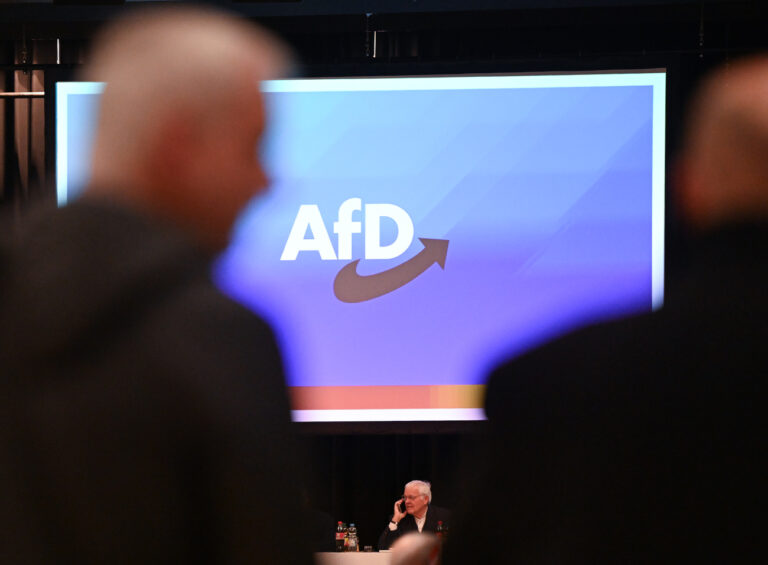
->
<box><xmin>678</xmin><ymin>56</ymin><xmax>768</xmax><ymax>230</ymax></box>
<box><xmin>82</xmin><ymin>6</ymin><xmax>289</xmax><ymax>250</ymax></box>
<box><xmin>391</xmin><ymin>533</ymin><xmax>441</xmax><ymax>565</ymax></box>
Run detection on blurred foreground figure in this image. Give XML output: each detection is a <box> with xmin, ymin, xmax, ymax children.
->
<box><xmin>445</xmin><ymin>57</ymin><xmax>768</xmax><ymax>564</ymax></box>
<box><xmin>0</xmin><ymin>7</ymin><xmax>312</xmax><ymax>564</ymax></box>
<box><xmin>391</xmin><ymin>533</ymin><xmax>441</xmax><ymax>565</ymax></box>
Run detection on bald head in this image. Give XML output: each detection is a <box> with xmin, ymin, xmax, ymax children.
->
<box><xmin>390</xmin><ymin>533</ymin><xmax>441</xmax><ymax>565</ymax></box>
<box><xmin>82</xmin><ymin>7</ymin><xmax>289</xmax><ymax>250</ymax></box>
<box><xmin>679</xmin><ymin>56</ymin><xmax>768</xmax><ymax>229</ymax></box>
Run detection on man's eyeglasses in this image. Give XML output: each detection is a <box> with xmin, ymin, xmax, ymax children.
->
<box><xmin>401</xmin><ymin>495</ymin><xmax>423</xmax><ymax>501</ymax></box>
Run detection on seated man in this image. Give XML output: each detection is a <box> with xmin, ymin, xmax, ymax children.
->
<box><xmin>378</xmin><ymin>480</ymin><xmax>450</xmax><ymax>550</ymax></box>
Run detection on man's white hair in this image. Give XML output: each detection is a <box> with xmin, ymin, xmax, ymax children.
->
<box><xmin>82</xmin><ymin>6</ymin><xmax>288</xmax><ymax>190</ymax></box>
<box><xmin>405</xmin><ymin>480</ymin><xmax>432</xmax><ymax>503</ymax></box>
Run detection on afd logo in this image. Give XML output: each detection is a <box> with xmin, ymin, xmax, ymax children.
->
<box><xmin>280</xmin><ymin>198</ymin><xmax>449</xmax><ymax>303</ymax></box>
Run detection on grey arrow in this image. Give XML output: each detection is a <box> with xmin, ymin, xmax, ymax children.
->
<box><xmin>333</xmin><ymin>238</ymin><xmax>449</xmax><ymax>303</ymax></box>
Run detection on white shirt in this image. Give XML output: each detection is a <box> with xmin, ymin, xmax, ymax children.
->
<box><xmin>415</xmin><ymin>509</ymin><xmax>427</xmax><ymax>532</ymax></box>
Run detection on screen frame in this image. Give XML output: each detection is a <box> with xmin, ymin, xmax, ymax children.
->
<box><xmin>52</xmin><ymin>61</ymin><xmax>671</xmax><ymax>434</ymax></box>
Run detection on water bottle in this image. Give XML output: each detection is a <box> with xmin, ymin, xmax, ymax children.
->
<box><xmin>335</xmin><ymin>521</ymin><xmax>345</xmax><ymax>552</ymax></box>
<box><xmin>347</xmin><ymin>523</ymin><xmax>359</xmax><ymax>552</ymax></box>
<box><xmin>436</xmin><ymin>520</ymin><xmax>446</xmax><ymax>542</ymax></box>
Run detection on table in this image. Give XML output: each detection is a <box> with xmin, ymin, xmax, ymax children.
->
<box><xmin>315</xmin><ymin>552</ymin><xmax>391</xmax><ymax>565</ymax></box>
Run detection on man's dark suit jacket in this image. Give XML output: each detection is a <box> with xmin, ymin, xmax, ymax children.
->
<box><xmin>0</xmin><ymin>201</ymin><xmax>312</xmax><ymax>564</ymax></box>
<box><xmin>445</xmin><ymin>224</ymin><xmax>768</xmax><ymax>564</ymax></box>
<box><xmin>378</xmin><ymin>505</ymin><xmax>451</xmax><ymax>549</ymax></box>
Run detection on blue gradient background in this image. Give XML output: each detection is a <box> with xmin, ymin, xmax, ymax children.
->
<box><xmin>219</xmin><ymin>84</ymin><xmax>655</xmax><ymax>387</ymax></box>
<box><xmin>60</xmin><ymin>80</ymin><xmax>659</xmax><ymax>390</ymax></box>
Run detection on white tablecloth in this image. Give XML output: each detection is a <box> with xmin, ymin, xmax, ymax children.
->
<box><xmin>315</xmin><ymin>552</ymin><xmax>391</xmax><ymax>565</ymax></box>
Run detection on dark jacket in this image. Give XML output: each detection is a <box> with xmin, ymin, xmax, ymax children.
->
<box><xmin>445</xmin><ymin>224</ymin><xmax>768</xmax><ymax>564</ymax></box>
<box><xmin>378</xmin><ymin>505</ymin><xmax>451</xmax><ymax>550</ymax></box>
<box><xmin>0</xmin><ymin>200</ymin><xmax>312</xmax><ymax>564</ymax></box>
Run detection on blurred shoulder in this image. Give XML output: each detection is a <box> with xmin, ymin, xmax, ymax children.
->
<box><xmin>484</xmin><ymin>312</ymin><xmax>660</xmax><ymax>422</ymax></box>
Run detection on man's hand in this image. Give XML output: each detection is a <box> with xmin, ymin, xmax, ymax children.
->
<box><xmin>392</xmin><ymin>498</ymin><xmax>407</xmax><ymax>524</ymax></box>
